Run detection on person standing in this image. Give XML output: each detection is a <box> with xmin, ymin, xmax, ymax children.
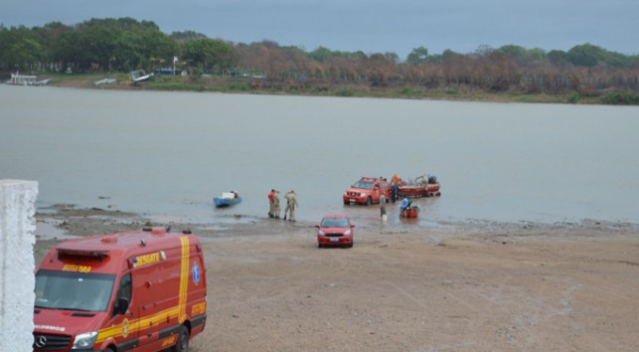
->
<box><xmin>272</xmin><ymin>190</ymin><xmax>281</xmax><ymax>219</ymax></box>
<box><xmin>267</xmin><ymin>189</ymin><xmax>275</xmax><ymax>218</ymax></box>
<box><xmin>283</xmin><ymin>189</ymin><xmax>298</xmax><ymax>221</ymax></box>
<box><xmin>391</xmin><ymin>174</ymin><xmax>402</xmax><ymax>203</ymax></box>
<box><xmin>379</xmin><ymin>192</ymin><xmax>387</xmax><ymax>218</ymax></box>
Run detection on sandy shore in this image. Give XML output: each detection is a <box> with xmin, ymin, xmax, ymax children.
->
<box><xmin>34</xmin><ymin>205</ymin><xmax>639</xmax><ymax>352</ymax></box>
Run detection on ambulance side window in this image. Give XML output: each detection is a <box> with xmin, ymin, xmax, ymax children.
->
<box><xmin>113</xmin><ymin>273</ymin><xmax>132</xmax><ymax>316</ymax></box>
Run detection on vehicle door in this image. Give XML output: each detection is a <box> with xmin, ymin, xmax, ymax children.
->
<box><xmin>372</xmin><ymin>183</ymin><xmax>382</xmax><ymax>202</ymax></box>
<box><xmin>132</xmin><ymin>264</ymin><xmax>165</xmax><ymax>348</ymax></box>
<box><xmin>381</xmin><ymin>182</ymin><xmax>390</xmax><ymax>199</ymax></box>
<box><xmin>103</xmin><ymin>273</ymin><xmax>138</xmax><ymax>350</ymax></box>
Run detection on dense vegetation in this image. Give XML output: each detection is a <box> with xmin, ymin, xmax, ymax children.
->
<box><xmin>2</xmin><ymin>17</ymin><xmax>639</xmax><ymax>104</ymax></box>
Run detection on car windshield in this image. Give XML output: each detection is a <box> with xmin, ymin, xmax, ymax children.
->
<box><xmin>35</xmin><ymin>270</ymin><xmax>116</xmax><ymax>312</ymax></box>
<box><xmin>353</xmin><ymin>181</ymin><xmax>373</xmax><ymax>189</ymax></box>
<box><xmin>321</xmin><ymin>218</ymin><xmax>350</xmax><ymax>228</ymax></box>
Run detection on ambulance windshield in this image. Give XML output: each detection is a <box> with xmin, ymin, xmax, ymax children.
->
<box><xmin>35</xmin><ymin>270</ymin><xmax>116</xmax><ymax>312</ymax></box>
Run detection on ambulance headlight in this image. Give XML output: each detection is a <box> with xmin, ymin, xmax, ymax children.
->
<box><xmin>72</xmin><ymin>331</ymin><xmax>98</xmax><ymax>350</ymax></box>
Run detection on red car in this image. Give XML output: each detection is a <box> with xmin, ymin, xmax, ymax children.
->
<box><xmin>316</xmin><ymin>215</ymin><xmax>355</xmax><ymax>248</ymax></box>
<box><xmin>343</xmin><ymin>177</ymin><xmax>391</xmax><ymax>205</ymax></box>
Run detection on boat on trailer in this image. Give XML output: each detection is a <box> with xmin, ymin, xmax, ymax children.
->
<box><xmin>397</xmin><ymin>174</ymin><xmax>442</xmax><ymax>198</ymax></box>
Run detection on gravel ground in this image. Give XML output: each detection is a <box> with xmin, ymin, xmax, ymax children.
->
<box><xmin>34</xmin><ymin>205</ymin><xmax>639</xmax><ymax>352</ymax></box>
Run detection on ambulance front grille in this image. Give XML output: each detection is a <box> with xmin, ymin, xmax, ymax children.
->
<box><xmin>33</xmin><ymin>333</ymin><xmax>71</xmax><ymax>351</ymax></box>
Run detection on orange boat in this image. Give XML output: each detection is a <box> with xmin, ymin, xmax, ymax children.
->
<box><xmin>397</xmin><ymin>174</ymin><xmax>442</xmax><ymax>198</ymax></box>
<box><xmin>400</xmin><ymin>206</ymin><xmax>420</xmax><ymax>218</ymax></box>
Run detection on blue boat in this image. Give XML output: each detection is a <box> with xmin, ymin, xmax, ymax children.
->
<box><xmin>214</xmin><ymin>191</ymin><xmax>242</xmax><ymax>207</ymax></box>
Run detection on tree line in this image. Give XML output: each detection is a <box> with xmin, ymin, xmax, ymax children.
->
<box><xmin>1</xmin><ymin>17</ymin><xmax>638</xmax><ymax>98</ymax></box>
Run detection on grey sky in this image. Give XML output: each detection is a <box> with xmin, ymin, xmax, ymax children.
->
<box><xmin>3</xmin><ymin>0</ymin><xmax>637</xmax><ymax>59</ymax></box>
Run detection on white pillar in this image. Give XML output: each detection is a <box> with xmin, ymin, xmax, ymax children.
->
<box><xmin>0</xmin><ymin>180</ymin><xmax>38</xmax><ymax>352</ymax></box>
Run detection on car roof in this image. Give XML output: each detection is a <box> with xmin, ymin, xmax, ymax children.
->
<box><xmin>321</xmin><ymin>214</ymin><xmax>349</xmax><ymax>219</ymax></box>
<box><xmin>359</xmin><ymin>177</ymin><xmax>381</xmax><ymax>183</ymax></box>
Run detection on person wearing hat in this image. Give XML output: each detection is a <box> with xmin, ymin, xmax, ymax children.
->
<box><xmin>283</xmin><ymin>189</ymin><xmax>298</xmax><ymax>221</ymax></box>
<box><xmin>267</xmin><ymin>189</ymin><xmax>275</xmax><ymax>218</ymax></box>
<box><xmin>272</xmin><ymin>190</ymin><xmax>281</xmax><ymax>219</ymax></box>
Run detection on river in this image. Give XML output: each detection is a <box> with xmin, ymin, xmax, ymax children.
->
<box><xmin>2</xmin><ymin>85</ymin><xmax>638</xmax><ymax>228</ymax></box>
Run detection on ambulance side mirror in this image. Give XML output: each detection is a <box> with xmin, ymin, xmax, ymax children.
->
<box><xmin>114</xmin><ymin>297</ymin><xmax>130</xmax><ymax>315</ymax></box>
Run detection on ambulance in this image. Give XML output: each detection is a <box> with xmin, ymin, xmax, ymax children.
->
<box><xmin>33</xmin><ymin>227</ymin><xmax>207</xmax><ymax>352</ymax></box>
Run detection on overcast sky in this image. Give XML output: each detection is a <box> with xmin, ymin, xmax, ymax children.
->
<box><xmin>3</xmin><ymin>0</ymin><xmax>637</xmax><ymax>59</ymax></box>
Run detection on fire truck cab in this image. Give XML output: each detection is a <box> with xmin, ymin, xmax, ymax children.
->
<box><xmin>33</xmin><ymin>227</ymin><xmax>207</xmax><ymax>352</ymax></box>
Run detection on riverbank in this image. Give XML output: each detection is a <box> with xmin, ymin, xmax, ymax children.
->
<box><xmin>33</xmin><ymin>205</ymin><xmax>639</xmax><ymax>351</ymax></box>
<box><xmin>34</xmin><ymin>72</ymin><xmax>612</xmax><ymax>105</ymax></box>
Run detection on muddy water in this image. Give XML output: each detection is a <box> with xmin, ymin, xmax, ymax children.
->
<box><xmin>2</xmin><ymin>85</ymin><xmax>638</xmax><ymax>228</ymax></box>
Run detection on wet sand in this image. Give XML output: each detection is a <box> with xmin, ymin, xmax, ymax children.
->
<box><xmin>34</xmin><ymin>206</ymin><xmax>639</xmax><ymax>352</ymax></box>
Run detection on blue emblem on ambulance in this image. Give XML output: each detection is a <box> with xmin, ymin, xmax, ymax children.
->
<box><xmin>192</xmin><ymin>262</ymin><xmax>201</xmax><ymax>285</ymax></box>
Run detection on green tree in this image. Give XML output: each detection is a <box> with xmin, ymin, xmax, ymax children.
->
<box><xmin>183</xmin><ymin>38</ymin><xmax>238</xmax><ymax>73</ymax></box>
<box><xmin>406</xmin><ymin>46</ymin><xmax>429</xmax><ymax>65</ymax></box>
<box><xmin>112</xmin><ymin>31</ymin><xmax>144</xmax><ymax>71</ymax></box>
<box><xmin>170</xmin><ymin>30</ymin><xmax>208</xmax><ymax>42</ymax></box>
<box><xmin>309</xmin><ymin>46</ymin><xmax>333</xmax><ymax>63</ymax></box>
<box><xmin>566</xmin><ymin>43</ymin><xmax>606</xmax><ymax>67</ymax></box>
<box><xmin>0</xmin><ymin>26</ymin><xmax>43</xmax><ymax>71</ymax></box>
<box><xmin>77</xmin><ymin>25</ymin><xmax>119</xmax><ymax>70</ymax></box>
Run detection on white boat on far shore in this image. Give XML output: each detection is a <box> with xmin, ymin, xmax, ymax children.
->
<box><xmin>7</xmin><ymin>72</ymin><xmax>50</xmax><ymax>86</ymax></box>
<box><xmin>129</xmin><ymin>70</ymin><xmax>153</xmax><ymax>83</ymax></box>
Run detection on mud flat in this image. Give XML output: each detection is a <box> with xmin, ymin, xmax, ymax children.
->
<box><xmin>34</xmin><ymin>205</ymin><xmax>639</xmax><ymax>352</ymax></box>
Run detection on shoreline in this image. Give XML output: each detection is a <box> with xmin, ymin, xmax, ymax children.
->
<box><xmin>34</xmin><ymin>203</ymin><xmax>639</xmax><ymax>242</ymax></box>
<box><xmin>35</xmin><ymin>73</ymin><xmax>606</xmax><ymax>105</ymax></box>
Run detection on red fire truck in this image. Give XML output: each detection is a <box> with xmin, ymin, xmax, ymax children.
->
<box><xmin>33</xmin><ymin>227</ymin><xmax>207</xmax><ymax>352</ymax></box>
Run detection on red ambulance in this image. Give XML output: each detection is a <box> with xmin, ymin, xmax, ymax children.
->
<box><xmin>33</xmin><ymin>227</ymin><xmax>207</xmax><ymax>352</ymax></box>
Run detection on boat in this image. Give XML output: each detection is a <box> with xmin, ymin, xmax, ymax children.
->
<box><xmin>400</xmin><ymin>206</ymin><xmax>420</xmax><ymax>218</ymax></box>
<box><xmin>214</xmin><ymin>191</ymin><xmax>242</xmax><ymax>207</ymax></box>
<box><xmin>129</xmin><ymin>69</ymin><xmax>154</xmax><ymax>83</ymax></box>
<box><xmin>94</xmin><ymin>78</ymin><xmax>117</xmax><ymax>86</ymax></box>
<box><xmin>397</xmin><ymin>174</ymin><xmax>441</xmax><ymax>198</ymax></box>
<box><xmin>7</xmin><ymin>72</ymin><xmax>50</xmax><ymax>86</ymax></box>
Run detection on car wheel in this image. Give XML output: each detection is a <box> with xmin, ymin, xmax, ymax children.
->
<box><xmin>366</xmin><ymin>197</ymin><xmax>372</xmax><ymax>206</ymax></box>
<box><xmin>170</xmin><ymin>325</ymin><xmax>189</xmax><ymax>352</ymax></box>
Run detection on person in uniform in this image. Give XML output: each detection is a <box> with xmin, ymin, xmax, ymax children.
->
<box><xmin>272</xmin><ymin>190</ymin><xmax>281</xmax><ymax>219</ymax></box>
<box><xmin>283</xmin><ymin>189</ymin><xmax>298</xmax><ymax>221</ymax></box>
<box><xmin>268</xmin><ymin>189</ymin><xmax>275</xmax><ymax>218</ymax></box>
<box><xmin>391</xmin><ymin>174</ymin><xmax>402</xmax><ymax>203</ymax></box>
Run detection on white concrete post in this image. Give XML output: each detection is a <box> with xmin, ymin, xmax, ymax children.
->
<box><xmin>0</xmin><ymin>180</ymin><xmax>38</xmax><ymax>352</ymax></box>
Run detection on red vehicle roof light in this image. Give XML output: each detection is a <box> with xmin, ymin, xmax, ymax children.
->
<box><xmin>56</xmin><ymin>247</ymin><xmax>110</xmax><ymax>259</ymax></box>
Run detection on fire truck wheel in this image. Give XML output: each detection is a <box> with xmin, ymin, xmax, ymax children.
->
<box><xmin>171</xmin><ymin>325</ymin><xmax>190</xmax><ymax>352</ymax></box>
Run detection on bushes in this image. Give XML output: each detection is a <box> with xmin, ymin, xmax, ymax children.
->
<box><xmin>601</xmin><ymin>92</ymin><xmax>639</xmax><ymax>105</ymax></box>
<box><xmin>335</xmin><ymin>88</ymin><xmax>354</xmax><ymax>97</ymax></box>
<box><xmin>229</xmin><ymin>82</ymin><xmax>251</xmax><ymax>91</ymax></box>
<box><xmin>567</xmin><ymin>92</ymin><xmax>581</xmax><ymax>103</ymax></box>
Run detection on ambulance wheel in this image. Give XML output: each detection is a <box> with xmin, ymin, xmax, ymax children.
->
<box><xmin>171</xmin><ymin>325</ymin><xmax>189</xmax><ymax>352</ymax></box>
